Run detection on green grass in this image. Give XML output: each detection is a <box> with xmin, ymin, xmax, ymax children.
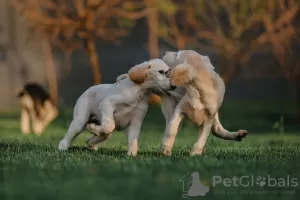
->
<box><xmin>0</xmin><ymin>103</ymin><xmax>300</xmax><ymax>200</ymax></box>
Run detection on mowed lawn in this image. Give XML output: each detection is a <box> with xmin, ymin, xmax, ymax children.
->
<box><xmin>0</xmin><ymin>102</ymin><xmax>300</xmax><ymax>200</ymax></box>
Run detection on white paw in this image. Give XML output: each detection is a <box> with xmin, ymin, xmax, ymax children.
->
<box><xmin>127</xmin><ymin>151</ymin><xmax>137</xmax><ymax>157</ymax></box>
<box><xmin>161</xmin><ymin>143</ymin><xmax>172</xmax><ymax>156</ymax></box>
<box><xmin>58</xmin><ymin>139</ymin><xmax>70</xmax><ymax>151</ymax></box>
<box><xmin>190</xmin><ymin>146</ymin><xmax>204</xmax><ymax>156</ymax></box>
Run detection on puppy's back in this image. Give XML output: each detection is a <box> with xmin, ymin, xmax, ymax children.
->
<box><xmin>186</xmin><ymin>56</ymin><xmax>225</xmax><ymax>114</ymax></box>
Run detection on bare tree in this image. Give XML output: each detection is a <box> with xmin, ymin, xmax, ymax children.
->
<box><xmin>13</xmin><ymin>0</ymin><xmax>59</xmax><ymax>104</ymax></box>
<box><xmin>261</xmin><ymin>0</ymin><xmax>300</xmax><ymax>119</ymax></box>
<box><xmin>144</xmin><ymin>0</ymin><xmax>159</xmax><ymax>58</ymax></box>
<box><xmin>13</xmin><ymin>0</ymin><xmax>149</xmax><ymax>86</ymax></box>
<box><xmin>72</xmin><ymin>0</ymin><xmax>149</xmax><ymax>84</ymax></box>
<box><xmin>156</xmin><ymin>0</ymin><xmax>193</xmax><ymax>50</ymax></box>
<box><xmin>181</xmin><ymin>0</ymin><xmax>299</xmax><ymax>84</ymax></box>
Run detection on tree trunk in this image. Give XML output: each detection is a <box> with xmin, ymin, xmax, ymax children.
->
<box><xmin>7</xmin><ymin>0</ymin><xmax>29</xmax><ymax>83</ymax></box>
<box><xmin>41</xmin><ymin>38</ymin><xmax>58</xmax><ymax>106</ymax></box>
<box><xmin>145</xmin><ymin>0</ymin><xmax>159</xmax><ymax>59</ymax></box>
<box><xmin>86</xmin><ymin>38</ymin><xmax>101</xmax><ymax>84</ymax></box>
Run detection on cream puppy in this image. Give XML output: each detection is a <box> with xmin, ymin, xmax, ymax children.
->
<box><xmin>161</xmin><ymin>53</ymin><xmax>247</xmax><ymax>156</ymax></box>
<box><xmin>58</xmin><ymin>59</ymin><xmax>174</xmax><ymax>156</ymax></box>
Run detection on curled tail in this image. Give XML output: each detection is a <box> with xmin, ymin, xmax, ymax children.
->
<box><xmin>212</xmin><ymin>112</ymin><xmax>247</xmax><ymax>141</ymax></box>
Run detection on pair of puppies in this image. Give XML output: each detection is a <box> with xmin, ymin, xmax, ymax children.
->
<box><xmin>59</xmin><ymin>50</ymin><xmax>247</xmax><ymax>156</ymax></box>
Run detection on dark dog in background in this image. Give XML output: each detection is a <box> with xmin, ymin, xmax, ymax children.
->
<box><xmin>17</xmin><ymin>83</ymin><xmax>58</xmax><ymax>135</ymax></box>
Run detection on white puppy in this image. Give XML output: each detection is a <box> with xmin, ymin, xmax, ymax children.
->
<box><xmin>160</xmin><ymin>50</ymin><xmax>247</xmax><ymax>156</ymax></box>
<box><xmin>58</xmin><ymin>59</ymin><xmax>174</xmax><ymax>156</ymax></box>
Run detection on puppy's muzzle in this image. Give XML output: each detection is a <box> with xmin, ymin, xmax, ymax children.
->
<box><xmin>165</xmin><ymin>69</ymin><xmax>172</xmax><ymax>78</ymax></box>
<box><xmin>170</xmin><ymin>85</ymin><xmax>176</xmax><ymax>90</ymax></box>
<box><xmin>165</xmin><ymin>69</ymin><xmax>176</xmax><ymax>90</ymax></box>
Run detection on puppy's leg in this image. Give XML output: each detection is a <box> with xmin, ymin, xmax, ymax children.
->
<box><xmin>190</xmin><ymin>119</ymin><xmax>214</xmax><ymax>155</ymax></box>
<box><xmin>161</xmin><ymin>110</ymin><xmax>184</xmax><ymax>156</ymax></box>
<box><xmin>160</xmin><ymin>95</ymin><xmax>177</xmax><ymax>124</ymax></box>
<box><xmin>58</xmin><ymin>95</ymin><xmax>91</xmax><ymax>150</ymax></box>
<box><xmin>212</xmin><ymin>112</ymin><xmax>247</xmax><ymax>141</ymax></box>
<box><xmin>86</xmin><ymin>101</ymin><xmax>116</xmax><ymax>135</ymax></box>
<box><xmin>126</xmin><ymin>102</ymin><xmax>148</xmax><ymax>156</ymax></box>
<box><xmin>20</xmin><ymin>108</ymin><xmax>30</xmax><ymax>135</ymax></box>
<box><xmin>32</xmin><ymin>118</ymin><xmax>45</xmax><ymax>135</ymax></box>
<box><xmin>86</xmin><ymin>134</ymin><xmax>112</xmax><ymax>150</ymax></box>
<box><xmin>41</xmin><ymin>100</ymin><xmax>58</xmax><ymax>129</ymax></box>
<box><xmin>27</xmin><ymin>107</ymin><xmax>44</xmax><ymax>135</ymax></box>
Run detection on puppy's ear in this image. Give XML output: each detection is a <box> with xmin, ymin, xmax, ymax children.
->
<box><xmin>186</xmin><ymin>55</ymin><xmax>202</xmax><ymax>65</ymax></box>
<box><xmin>128</xmin><ymin>64</ymin><xmax>151</xmax><ymax>84</ymax></box>
<box><xmin>170</xmin><ymin>64</ymin><xmax>190</xmax><ymax>86</ymax></box>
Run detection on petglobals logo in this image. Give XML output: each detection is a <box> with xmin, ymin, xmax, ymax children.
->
<box><xmin>212</xmin><ymin>175</ymin><xmax>298</xmax><ymax>188</ymax></box>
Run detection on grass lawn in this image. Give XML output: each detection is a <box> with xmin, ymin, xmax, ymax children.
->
<box><xmin>0</xmin><ymin>103</ymin><xmax>299</xmax><ymax>200</ymax></box>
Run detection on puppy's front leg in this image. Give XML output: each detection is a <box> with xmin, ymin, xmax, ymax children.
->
<box><xmin>190</xmin><ymin>119</ymin><xmax>214</xmax><ymax>156</ymax></box>
<box><xmin>86</xmin><ymin>100</ymin><xmax>116</xmax><ymax>135</ymax></box>
<box><xmin>20</xmin><ymin>108</ymin><xmax>30</xmax><ymax>134</ymax></box>
<box><xmin>161</xmin><ymin>109</ymin><xmax>184</xmax><ymax>156</ymax></box>
<box><xmin>127</xmin><ymin>102</ymin><xmax>148</xmax><ymax>156</ymax></box>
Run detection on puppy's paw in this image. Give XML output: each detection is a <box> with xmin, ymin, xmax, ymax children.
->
<box><xmin>160</xmin><ymin>144</ymin><xmax>172</xmax><ymax>156</ymax></box>
<box><xmin>58</xmin><ymin>140</ymin><xmax>70</xmax><ymax>151</ymax></box>
<box><xmin>234</xmin><ymin>130</ymin><xmax>247</xmax><ymax>141</ymax></box>
<box><xmin>190</xmin><ymin>146</ymin><xmax>204</xmax><ymax>156</ymax></box>
<box><xmin>87</xmin><ymin>145</ymin><xmax>98</xmax><ymax>151</ymax></box>
<box><xmin>86</xmin><ymin>123</ymin><xmax>102</xmax><ymax>136</ymax></box>
<box><xmin>127</xmin><ymin>151</ymin><xmax>137</xmax><ymax>157</ymax></box>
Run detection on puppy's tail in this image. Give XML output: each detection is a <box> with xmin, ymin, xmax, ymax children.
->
<box><xmin>211</xmin><ymin>112</ymin><xmax>238</xmax><ymax>140</ymax></box>
<box><xmin>116</xmin><ymin>73</ymin><xmax>128</xmax><ymax>87</ymax></box>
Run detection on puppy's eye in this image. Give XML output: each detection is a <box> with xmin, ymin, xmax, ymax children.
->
<box><xmin>158</xmin><ymin>70</ymin><xmax>164</xmax><ymax>74</ymax></box>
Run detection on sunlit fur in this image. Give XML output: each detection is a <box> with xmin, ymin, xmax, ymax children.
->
<box><xmin>161</xmin><ymin>50</ymin><xmax>247</xmax><ymax>156</ymax></box>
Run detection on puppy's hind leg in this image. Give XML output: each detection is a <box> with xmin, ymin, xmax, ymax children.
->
<box><xmin>190</xmin><ymin>119</ymin><xmax>214</xmax><ymax>156</ymax></box>
<box><xmin>86</xmin><ymin>134</ymin><xmax>112</xmax><ymax>150</ymax></box>
<box><xmin>212</xmin><ymin>112</ymin><xmax>247</xmax><ymax>141</ymax></box>
<box><xmin>58</xmin><ymin>95</ymin><xmax>92</xmax><ymax>150</ymax></box>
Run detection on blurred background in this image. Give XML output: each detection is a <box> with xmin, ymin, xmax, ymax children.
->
<box><xmin>0</xmin><ymin>0</ymin><xmax>300</xmax><ymax>132</ymax></box>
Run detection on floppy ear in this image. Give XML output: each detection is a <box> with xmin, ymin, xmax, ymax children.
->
<box><xmin>128</xmin><ymin>64</ymin><xmax>151</xmax><ymax>84</ymax></box>
<box><xmin>170</xmin><ymin>64</ymin><xmax>190</xmax><ymax>86</ymax></box>
<box><xmin>186</xmin><ymin>55</ymin><xmax>202</xmax><ymax>65</ymax></box>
